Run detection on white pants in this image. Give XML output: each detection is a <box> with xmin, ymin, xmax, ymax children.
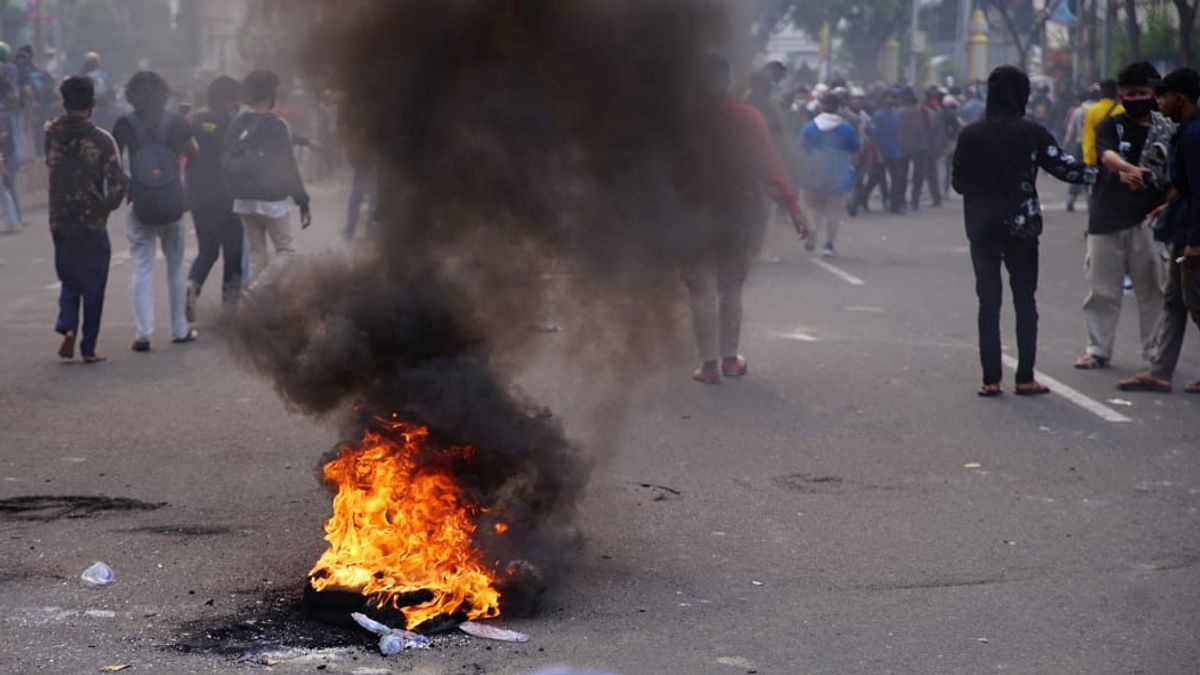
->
<box><xmin>240</xmin><ymin>212</ymin><xmax>296</xmax><ymax>288</ymax></box>
<box><xmin>805</xmin><ymin>190</ymin><xmax>844</xmax><ymax>246</ymax></box>
<box><xmin>127</xmin><ymin>212</ymin><xmax>189</xmax><ymax>341</ymax></box>
<box><xmin>1082</xmin><ymin>226</ymin><xmax>1165</xmax><ymax>363</ymax></box>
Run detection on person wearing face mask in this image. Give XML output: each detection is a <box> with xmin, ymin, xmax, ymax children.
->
<box><xmin>1119</xmin><ymin>67</ymin><xmax>1200</xmax><ymax>394</ymax></box>
<box><xmin>1073</xmin><ymin>62</ymin><xmax>1175</xmax><ymax>372</ymax></box>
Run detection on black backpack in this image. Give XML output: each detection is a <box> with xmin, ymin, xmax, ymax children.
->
<box><xmin>127</xmin><ymin>113</ymin><xmax>185</xmax><ymax>225</ymax></box>
<box><xmin>222</xmin><ymin>114</ymin><xmax>280</xmax><ymax>200</ymax></box>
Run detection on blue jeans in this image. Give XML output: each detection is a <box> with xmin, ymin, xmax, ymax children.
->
<box><xmin>54</xmin><ymin>228</ymin><xmax>111</xmax><ymax>357</ymax></box>
<box><xmin>127</xmin><ymin>212</ymin><xmax>189</xmax><ymax>341</ymax></box>
<box><xmin>0</xmin><ymin>167</ymin><xmax>21</xmax><ymax>232</ymax></box>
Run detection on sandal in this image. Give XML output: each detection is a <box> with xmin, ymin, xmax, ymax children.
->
<box><xmin>81</xmin><ymin>354</ymin><xmax>107</xmax><ymax>364</ymax></box>
<box><xmin>1184</xmin><ymin>381</ymin><xmax>1200</xmax><ymax>394</ymax></box>
<box><xmin>1117</xmin><ymin>372</ymin><xmax>1172</xmax><ymax>392</ymax></box>
<box><xmin>977</xmin><ymin>384</ymin><xmax>1003</xmax><ymax>397</ymax></box>
<box><xmin>171</xmin><ymin>329</ymin><xmax>199</xmax><ymax>344</ymax></box>
<box><xmin>1073</xmin><ymin>354</ymin><xmax>1109</xmax><ymax>369</ymax></box>
<box><xmin>692</xmin><ymin>362</ymin><xmax>721</xmax><ymax>385</ymax></box>
<box><xmin>58</xmin><ymin>330</ymin><xmax>76</xmax><ymax>360</ymax></box>
<box><xmin>1014</xmin><ymin>381</ymin><xmax>1051</xmax><ymax>396</ymax></box>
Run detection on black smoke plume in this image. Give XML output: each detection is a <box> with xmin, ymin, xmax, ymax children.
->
<box><xmin>228</xmin><ymin>0</ymin><xmax>751</xmax><ymax>614</ymax></box>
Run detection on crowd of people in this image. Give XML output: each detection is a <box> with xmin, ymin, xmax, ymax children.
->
<box><xmin>683</xmin><ymin>58</ymin><xmax>1199</xmax><ymax>395</ymax></box>
<box><xmin>19</xmin><ymin>45</ymin><xmax>1200</xmax><ymax>397</ymax></box>
<box><xmin>46</xmin><ymin>67</ymin><xmax>310</xmax><ymax>363</ymax></box>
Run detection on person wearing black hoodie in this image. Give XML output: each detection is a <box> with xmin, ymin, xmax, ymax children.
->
<box><xmin>44</xmin><ymin>76</ymin><xmax>129</xmax><ymax>363</ymax></box>
<box><xmin>952</xmin><ymin>65</ymin><xmax>1098</xmax><ymax>397</ymax></box>
<box><xmin>185</xmin><ymin>76</ymin><xmax>243</xmax><ymax>316</ymax></box>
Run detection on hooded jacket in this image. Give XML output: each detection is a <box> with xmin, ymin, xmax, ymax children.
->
<box><xmin>799</xmin><ymin>112</ymin><xmax>861</xmax><ymax>194</ymax></box>
<box><xmin>952</xmin><ymin>66</ymin><xmax>1097</xmax><ymax>242</ymax></box>
<box><xmin>44</xmin><ymin>115</ymin><xmax>129</xmax><ymax>233</ymax></box>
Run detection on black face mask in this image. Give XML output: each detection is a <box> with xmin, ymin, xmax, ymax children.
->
<box><xmin>1122</xmin><ymin>97</ymin><xmax>1156</xmax><ymax>119</ymax></box>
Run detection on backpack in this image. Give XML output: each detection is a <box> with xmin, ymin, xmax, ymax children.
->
<box><xmin>222</xmin><ymin>114</ymin><xmax>280</xmax><ymax>200</ymax></box>
<box><xmin>127</xmin><ymin>113</ymin><xmax>185</xmax><ymax>225</ymax></box>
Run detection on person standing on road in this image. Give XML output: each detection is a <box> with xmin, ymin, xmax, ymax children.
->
<box><xmin>223</xmin><ymin>69</ymin><xmax>311</xmax><ymax>288</ymax></box>
<box><xmin>45</xmin><ymin>76</ymin><xmax>129</xmax><ymax>363</ymax></box>
<box><xmin>685</xmin><ymin>55</ymin><xmax>808</xmax><ymax>385</ymax></box>
<box><xmin>1074</xmin><ymin>63</ymin><xmax>1173</xmax><ymax>372</ymax></box>
<box><xmin>896</xmin><ymin>87</ymin><xmax>930</xmax><ymax>213</ymax></box>
<box><xmin>952</xmin><ymin>65</ymin><xmax>1098</xmax><ymax>397</ymax></box>
<box><xmin>1082</xmin><ymin>79</ymin><xmax>1123</xmax><ymax>167</ymax></box>
<box><xmin>1119</xmin><ymin>67</ymin><xmax>1200</xmax><ymax>394</ymax></box>
<box><xmin>1062</xmin><ymin>88</ymin><xmax>1096</xmax><ymax>212</ymax></box>
<box><xmin>185</xmin><ymin>75</ymin><xmax>243</xmax><ymax>317</ymax></box>
<box><xmin>799</xmin><ymin>92</ymin><xmax>859</xmax><ymax>258</ymax></box>
<box><xmin>869</xmin><ymin>89</ymin><xmax>902</xmax><ymax>214</ymax></box>
<box><xmin>112</xmin><ymin>70</ymin><xmax>199</xmax><ymax>353</ymax></box>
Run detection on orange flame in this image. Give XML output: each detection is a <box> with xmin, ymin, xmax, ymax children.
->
<box><xmin>308</xmin><ymin>417</ymin><xmax>502</xmax><ymax>629</ymax></box>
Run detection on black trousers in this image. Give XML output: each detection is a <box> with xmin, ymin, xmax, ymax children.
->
<box><xmin>53</xmin><ymin>228</ymin><xmax>111</xmax><ymax>357</ymax></box>
<box><xmin>188</xmin><ymin>208</ymin><xmax>243</xmax><ymax>307</ymax></box>
<box><xmin>858</xmin><ymin>159</ymin><xmax>889</xmax><ymax>209</ymax></box>
<box><xmin>970</xmin><ymin>234</ymin><xmax>1039</xmax><ymax>386</ymax></box>
<box><xmin>887</xmin><ymin>158</ymin><xmax>908</xmax><ymax>212</ymax></box>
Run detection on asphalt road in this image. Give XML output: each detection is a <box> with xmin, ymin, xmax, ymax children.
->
<box><xmin>0</xmin><ymin>179</ymin><xmax>1196</xmax><ymax>675</ymax></box>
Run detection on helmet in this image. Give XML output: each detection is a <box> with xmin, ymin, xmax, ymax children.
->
<box><xmin>84</xmin><ymin>51</ymin><xmax>101</xmax><ymax>67</ymax></box>
<box><xmin>0</xmin><ymin>42</ymin><xmax>11</xmax><ymax>63</ymax></box>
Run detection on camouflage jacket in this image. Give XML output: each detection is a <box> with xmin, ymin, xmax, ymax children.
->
<box><xmin>44</xmin><ymin>115</ymin><xmax>129</xmax><ymax>233</ymax></box>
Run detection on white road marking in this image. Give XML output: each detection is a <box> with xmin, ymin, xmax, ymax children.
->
<box><xmin>1000</xmin><ymin>354</ymin><xmax>1132</xmax><ymax>423</ymax></box>
<box><xmin>844</xmin><ymin>305</ymin><xmax>884</xmax><ymax>313</ymax></box>
<box><xmin>811</xmin><ymin>258</ymin><xmax>865</xmax><ymax>286</ymax></box>
<box><xmin>43</xmin><ymin>281</ymin><xmax>60</xmax><ymax>290</ymax></box>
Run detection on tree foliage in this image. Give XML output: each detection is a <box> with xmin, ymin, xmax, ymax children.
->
<box><xmin>762</xmin><ymin>0</ymin><xmax>910</xmax><ymax>82</ymax></box>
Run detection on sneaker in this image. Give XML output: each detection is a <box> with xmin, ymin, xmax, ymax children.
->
<box><xmin>822</xmin><ymin>243</ymin><xmax>837</xmax><ymax>258</ymax></box>
<box><xmin>721</xmin><ymin>355</ymin><xmax>748</xmax><ymax>377</ymax></box>
<box><xmin>692</xmin><ymin>362</ymin><xmax>721</xmax><ymax>385</ymax></box>
<box><xmin>131</xmin><ymin>338</ymin><xmax>151</xmax><ymax>352</ymax></box>
<box><xmin>185</xmin><ymin>280</ymin><xmax>198</xmax><ymax>323</ymax></box>
<box><xmin>171</xmin><ymin>329</ymin><xmax>199</xmax><ymax>344</ymax></box>
<box><xmin>1123</xmin><ymin>275</ymin><xmax>1133</xmax><ymax>291</ymax></box>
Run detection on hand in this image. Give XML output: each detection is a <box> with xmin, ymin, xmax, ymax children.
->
<box><xmin>790</xmin><ymin>211</ymin><xmax>809</xmax><ymax>240</ymax></box>
<box><xmin>1118</xmin><ymin>167</ymin><xmax>1150</xmax><ymax>190</ymax></box>
<box><xmin>1146</xmin><ymin>202</ymin><xmax>1168</xmax><ymax>224</ymax></box>
<box><xmin>300</xmin><ymin>209</ymin><xmax>312</xmax><ymax>229</ymax></box>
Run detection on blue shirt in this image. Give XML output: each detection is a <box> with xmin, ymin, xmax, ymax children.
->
<box><xmin>1167</xmin><ymin>110</ymin><xmax>1200</xmax><ymax>245</ymax></box>
<box><xmin>870</xmin><ymin>108</ymin><xmax>901</xmax><ymax>161</ymax></box>
<box><xmin>799</xmin><ymin>116</ymin><xmax>861</xmax><ymax>194</ymax></box>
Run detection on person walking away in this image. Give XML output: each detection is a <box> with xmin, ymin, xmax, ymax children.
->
<box><xmin>185</xmin><ymin>76</ymin><xmax>243</xmax><ymax>317</ymax></box>
<box><xmin>870</xmin><ymin>89</ymin><xmax>903</xmax><ymax>214</ymax></box>
<box><xmin>952</xmin><ymin>65</ymin><xmax>1098</xmax><ymax>397</ymax></box>
<box><xmin>1118</xmin><ymin>67</ymin><xmax>1200</xmax><ymax>394</ymax></box>
<box><xmin>1082</xmin><ymin>79</ymin><xmax>1123</xmax><ymax>167</ymax></box>
<box><xmin>18</xmin><ymin>45</ymin><xmax>56</xmax><ymax>160</ymax></box>
<box><xmin>1074</xmin><ymin>62</ymin><xmax>1173</xmax><ymax>372</ymax></box>
<box><xmin>685</xmin><ymin>55</ymin><xmax>808</xmax><ymax>385</ymax></box>
<box><xmin>343</xmin><ymin>148</ymin><xmax>377</xmax><ymax>241</ymax></box>
<box><xmin>1062</xmin><ymin>88</ymin><xmax>1096</xmax><ymax>212</ymax></box>
<box><xmin>799</xmin><ymin>92</ymin><xmax>859</xmax><ymax>257</ymax></box>
<box><xmin>896</xmin><ymin>87</ymin><xmax>930</xmax><ymax>212</ymax></box>
<box><xmin>223</xmin><ymin>70</ymin><xmax>311</xmax><ymax>289</ymax></box>
<box><xmin>960</xmin><ymin>85</ymin><xmax>985</xmax><ymax>125</ymax></box>
<box><xmin>45</xmin><ymin>76</ymin><xmax>129</xmax><ymax>363</ymax></box>
<box><xmin>112</xmin><ymin>71</ymin><xmax>198</xmax><ymax>352</ymax></box>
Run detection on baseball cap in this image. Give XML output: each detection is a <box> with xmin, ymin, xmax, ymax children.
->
<box><xmin>1157</xmin><ymin>67</ymin><xmax>1200</xmax><ymax>99</ymax></box>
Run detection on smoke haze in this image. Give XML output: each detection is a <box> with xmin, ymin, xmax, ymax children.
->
<box><xmin>228</xmin><ymin>0</ymin><xmax>753</xmax><ymax>612</ymax></box>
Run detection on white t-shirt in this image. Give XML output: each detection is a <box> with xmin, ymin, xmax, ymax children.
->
<box><xmin>233</xmin><ymin>198</ymin><xmax>290</xmax><ymax>220</ymax></box>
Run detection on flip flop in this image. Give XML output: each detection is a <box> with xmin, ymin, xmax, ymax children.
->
<box><xmin>58</xmin><ymin>331</ymin><xmax>76</xmax><ymax>360</ymax></box>
<box><xmin>82</xmin><ymin>355</ymin><xmax>107</xmax><ymax>364</ymax></box>
<box><xmin>1184</xmin><ymin>381</ymin><xmax>1200</xmax><ymax>394</ymax></box>
<box><xmin>1073</xmin><ymin>355</ymin><xmax>1109</xmax><ymax>369</ymax></box>
<box><xmin>1117</xmin><ymin>373</ymin><xmax>1172</xmax><ymax>392</ymax></box>
<box><xmin>977</xmin><ymin>384</ymin><xmax>1003</xmax><ymax>397</ymax></box>
<box><xmin>1014</xmin><ymin>382</ymin><xmax>1051</xmax><ymax>396</ymax></box>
